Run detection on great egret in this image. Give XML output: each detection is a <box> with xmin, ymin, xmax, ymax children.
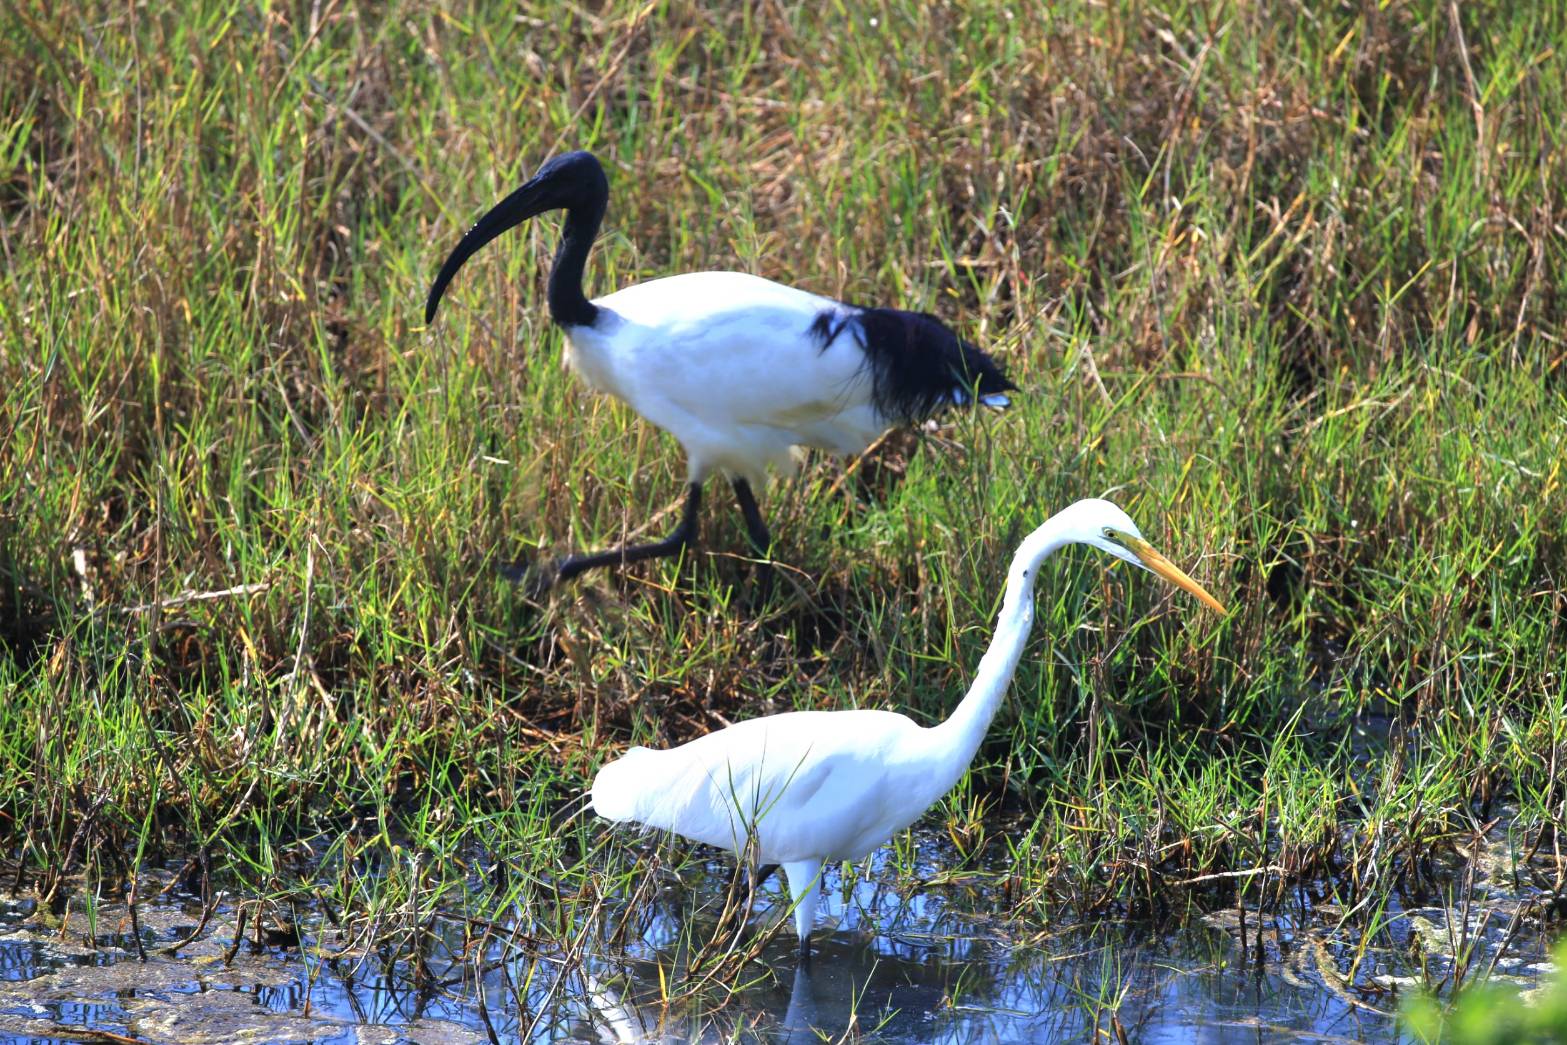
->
<box><xmin>591</xmin><ymin>498</ymin><xmax>1227</xmax><ymax>957</ymax></box>
<box><xmin>424</xmin><ymin>151</ymin><xmax>1015</xmax><ymax>592</ymax></box>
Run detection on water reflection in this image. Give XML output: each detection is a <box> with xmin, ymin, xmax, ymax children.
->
<box><xmin>0</xmin><ymin>828</ymin><xmax>1558</xmax><ymax>1045</ymax></box>
<box><xmin>591</xmin><ymin>883</ymin><xmax>1421</xmax><ymax>1044</ymax></box>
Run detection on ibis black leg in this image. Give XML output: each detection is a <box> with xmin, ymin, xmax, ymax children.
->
<box><xmin>730</xmin><ymin>478</ymin><xmax>774</xmax><ymax>601</ymax></box>
<box><xmin>555</xmin><ymin>481</ymin><xmax>703</xmax><ymax>582</ymax></box>
<box><xmin>507</xmin><ymin>483</ymin><xmax>702</xmax><ymax>589</ymax></box>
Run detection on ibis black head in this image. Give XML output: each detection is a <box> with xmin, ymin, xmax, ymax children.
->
<box><xmin>424</xmin><ymin>151</ymin><xmax>609</xmax><ymax>325</ymax></box>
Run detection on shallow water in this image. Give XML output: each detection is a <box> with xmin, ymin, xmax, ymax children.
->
<box><xmin>0</xmin><ymin>828</ymin><xmax>1558</xmax><ymax>1044</ymax></box>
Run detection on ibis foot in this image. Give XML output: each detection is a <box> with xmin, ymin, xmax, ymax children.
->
<box><xmin>504</xmin><ymin>483</ymin><xmax>704</xmax><ymax>593</ymax></box>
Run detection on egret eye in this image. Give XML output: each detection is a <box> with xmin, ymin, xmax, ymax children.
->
<box><xmin>1102</xmin><ymin>527</ymin><xmax>1118</xmax><ymax>541</ymax></box>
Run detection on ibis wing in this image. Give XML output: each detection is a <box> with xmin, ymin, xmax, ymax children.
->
<box><xmin>586</xmin><ymin>274</ymin><xmax>883</xmax><ymax>459</ymax></box>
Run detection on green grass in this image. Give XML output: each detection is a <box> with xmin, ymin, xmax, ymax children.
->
<box><xmin>1</xmin><ymin>0</ymin><xmax>1565</xmax><ymax>1017</ymax></box>
<box><xmin>1406</xmin><ymin>942</ymin><xmax>1567</xmax><ymax>1043</ymax></box>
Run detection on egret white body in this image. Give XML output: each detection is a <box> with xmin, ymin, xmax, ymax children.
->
<box><xmin>591</xmin><ymin>499</ymin><xmax>1228</xmax><ymax>957</ymax></box>
<box><xmin>424</xmin><ymin>152</ymin><xmax>1015</xmax><ymax>590</ymax></box>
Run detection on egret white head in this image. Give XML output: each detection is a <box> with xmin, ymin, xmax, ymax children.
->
<box><xmin>1023</xmin><ymin>498</ymin><xmax>1227</xmax><ymax>614</ymax></box>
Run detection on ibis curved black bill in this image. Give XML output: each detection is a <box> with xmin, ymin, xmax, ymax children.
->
<box><xmin>424</xmin><ymin>151</ymin><xmax>608</xmax><ymax>326</ymax></box>
<box><xmin>425</xmin><ymin>180</ymin><xmax>548</xmax><ymax>323</ymax></box>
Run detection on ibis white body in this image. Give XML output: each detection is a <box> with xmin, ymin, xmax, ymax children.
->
<box><xmin>591</xmin><ymin>499</ymin><xmax>1228</xmax><ymax>955</ymax></box>
<box><xmin>564</xmin><ymin>272</ymin><xmax>888</xmax><ymax>484</ymax></box>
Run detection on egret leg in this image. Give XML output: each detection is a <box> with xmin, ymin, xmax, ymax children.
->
<box><xmin>730</xmin><ymin>478</ymin><xmax>774</xmax><ymax>601</ymax></box>
<box><xmin>712</xmin><ymin>859</ymin><xmax>781</xmax><ymax>949</ymax></box>
<box><xmin>724</xmin><ymin>861</ymin><xmax>778</xmax><ymax>934</ymax></box>
<box><xmin>781</xmin><ymin>859</ymin><xmax>823</xmax><ymax>960</ymax></box>
<box><xmin>507</xmin><ymin>482</ymin><xmax>702</xmax><ymax>588</ymax></box>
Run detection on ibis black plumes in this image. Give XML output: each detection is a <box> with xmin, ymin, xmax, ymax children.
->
<box><xmin>424</xmin><ymin>150</ymin><xmax>1016</xmax><ymax>592</ymax></box>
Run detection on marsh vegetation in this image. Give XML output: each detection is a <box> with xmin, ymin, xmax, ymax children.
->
<box><xmin>2</xmin><ymin>0</ymin><xmax>1565</xmax><ymax>1039</ymax></box>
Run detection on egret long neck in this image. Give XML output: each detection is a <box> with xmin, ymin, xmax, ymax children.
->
<box><xmin>930</xmin><ymin>521</ymin><xmax>1071</xmax><ymax>784</ymax></box>
<box><xmin>546</xmin><ymin>198</ymin><xmax>604</xmax><ymax>328</ymax></box>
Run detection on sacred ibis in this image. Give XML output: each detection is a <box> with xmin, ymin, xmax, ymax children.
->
<box><xmin>590</xmin><ymin>498</ymin><xmax>1227</xmax><ymax>958</ymax></box>
<box><xmin>424</xmin><ymin>151</ymin><xmax>1015</xmax><ymax>592</ymax></box>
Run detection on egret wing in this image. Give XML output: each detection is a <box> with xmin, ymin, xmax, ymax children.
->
<box><xmin>590</xmin><ymin>709</ymin><xmax>922</xmax><ymax>861</ymax></box>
